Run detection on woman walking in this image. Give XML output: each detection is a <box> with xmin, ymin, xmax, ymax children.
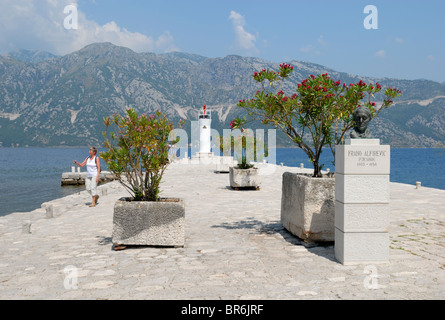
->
<box><xmin>73</xmin><ymin>147</ymin><xmax>101</xmax><ymax>207</ymax></box>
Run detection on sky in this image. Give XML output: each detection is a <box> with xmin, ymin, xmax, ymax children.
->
<box><xmin>0</xmin><ymin>0</ymin><xmax>444</xmax><ymax>82</ymax></box>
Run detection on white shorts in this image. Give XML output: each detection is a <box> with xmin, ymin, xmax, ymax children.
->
<box><xmin>85</xmin><ymin>176</ymin><xmax>98</xmax><ymax>196</ymax></box>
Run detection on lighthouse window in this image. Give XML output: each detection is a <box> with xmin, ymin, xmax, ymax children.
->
<box><xmin>199</xmin><ymin>115</ymin><xmax>210</xmax><ymax>119</ymax></box>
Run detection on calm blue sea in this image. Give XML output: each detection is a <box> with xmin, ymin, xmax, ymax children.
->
<box><xmin>0</xmin><ymin>147</ymin><xmax>444</xmax><ymax>217</ymax></box>
<box><xmin>0</xmin><ymin>148</ymin><xmax>107</xmax><ymax>217</ymax></box>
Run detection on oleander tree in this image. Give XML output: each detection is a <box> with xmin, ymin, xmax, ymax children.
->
<box><xmin>219</xmin><ymin>129</ymin><xmax>268</xmax><ymax>169</ymax></box>
<box><xmin>101</xmin><ymin>108</ymin><xmax>181</xmax><ymax>201</ymax></box>
<box><xmin>231</xmin><ymin>63</ymin><xmax>402</xmax><ymax>177</ymax></box>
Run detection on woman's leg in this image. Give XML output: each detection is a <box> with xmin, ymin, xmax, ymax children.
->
<box><xmin>85</xmin><ymin>177</ymin><xmax>92</xmax><ymax>196</ymax></box>
<box><xmin>86</xmin><ymin>177</ymin><xmax>96</xmax><ymax>207</ymax></box>
<box><xmin>89</xmin><ymin>176</ymin><xmax>98</xmax><ymax>207</ymax></box>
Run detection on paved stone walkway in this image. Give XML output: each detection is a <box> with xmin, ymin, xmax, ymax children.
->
<box><xmin>0</xmin><ymin>162</ymin><xmax>443</xmax><ymax>300</ymax></box>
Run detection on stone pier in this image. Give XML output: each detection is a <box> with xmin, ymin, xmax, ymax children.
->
<box><xmin>61</xmin><ymin>171</ymin><xmax>117</xmax><ymax>186</ymax></box>
<box><xmin>0</xmin><ymin>161</ymin><xmax>443</xmax><ymax>300</ymax></box>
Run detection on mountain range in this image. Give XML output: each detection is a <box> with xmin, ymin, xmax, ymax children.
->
<box><xmin>1</xmin><ymin>42</ymin><xmax>445</xmax><ymax>148</ymax></box>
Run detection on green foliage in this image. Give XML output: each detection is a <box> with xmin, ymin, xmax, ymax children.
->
<box><xmin>101</xmin><ymin>108</ymin><xmax>181</xmax><ymax>201</ymax></box>
<box><xmin>219</xmin><ymin>130</ymin><xmax>268</xmax><ymax>169</ymax></box>
<box><xmin>232</xmin><ymin>64</ymin><xmax>402</xmax><ymax>177</ymax></box>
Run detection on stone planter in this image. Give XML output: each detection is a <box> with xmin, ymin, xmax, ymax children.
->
<box><xmin>229</xmin><ymin>166</ymin><xmax>261</xmax><ymax>190</ymax></box>
<box><xmin>112</xmin><ymin>197</ymin><xmax>185</xmax><ymax>247</ymax></box>
<box><xmin>280</xmin><ymin>173</ymin><xmax>335</xmax><ymax>242</ymax></box>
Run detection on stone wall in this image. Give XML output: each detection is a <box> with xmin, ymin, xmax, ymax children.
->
<box><xmin>61</xmin><ymin>171</ymin><xmax>117</xmax><ymax>186</ymax></box>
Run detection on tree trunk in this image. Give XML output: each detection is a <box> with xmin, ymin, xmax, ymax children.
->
<box><xmin>313</xmin><ymin>161</ymin><xmax>322</xmax><ymax>178</ymax></box>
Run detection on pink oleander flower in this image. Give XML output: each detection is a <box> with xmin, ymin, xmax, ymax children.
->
<box><xmin>234</xmin><ymin>64</ymin><xmax>402</xmax><ymax>178</ymax></box>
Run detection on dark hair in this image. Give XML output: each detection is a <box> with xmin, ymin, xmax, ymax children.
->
<box><xmin>353</xmin><ymin>106</ymin><xmax>372</xmax><ymax>119</ymax></box>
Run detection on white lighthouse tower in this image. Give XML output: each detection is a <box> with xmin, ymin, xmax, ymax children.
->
<box><xmin>191</xmin><ymin>105</ymin><xmax>221</xmax><ymax>164</ymax></box>
<box><xmin>198</xmin><ymin>105</ymin><xmax>212</xmax><ymax>155</ymax></box>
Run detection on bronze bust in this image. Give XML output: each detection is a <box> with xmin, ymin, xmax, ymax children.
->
<box><xmin>350</xmin><ymin>106</ymin><xmax>372</xmax><ymax>139</ymax></box>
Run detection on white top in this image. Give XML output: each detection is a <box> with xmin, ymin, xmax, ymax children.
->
<box><xmin>86</xmin><ymin>156</ymin><xmax>98</xmax><ymax>177</ymax></box>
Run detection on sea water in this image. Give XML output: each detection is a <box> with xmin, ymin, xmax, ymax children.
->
<box><xmin>276</xmin><ymin>147</ymin><xmax>445</xmax><ymax>190</ymax></box>
<box><xmin>0</xmin><ymin>147</ymin><xmax>444</xmax><ymax>217</ymax></box>
<box><xmin>0</xmin><ymin>147</ymin><xmax>107</xmax><ymax>217</ymax></box>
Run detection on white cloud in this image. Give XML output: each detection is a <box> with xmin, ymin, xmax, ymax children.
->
<box><xmin>229</xmin><ymin>11</ymin><xmax>258</xmax><ymax>53</ymax></box>
<box><xmin>395</xmin><ymin>37</ymin><xmax>404</xmax><ymax>44</ymax></box>
<box><xmin>300</xmin><ymin>44</ymin><xmax>320</xmax><ymax>55</ymax></box>
<box><xmin>317</xmin><ymin>35</ymin><xmax>328</xmax><ymax>46</ymax></box>
<box><xmin>299</xmin><ymin>35</ymin><xmax>326</xmax><ymax>57</ymax></box>
<box><xmin>300</xmin><ymin>45</ymin><xmax>312</xmax><ymax>54</ymax></box>
<box><xmin>229</xmin><ymin>11</ymin><xmax>245</xmax><ymax>28</ymax></box>
<box><xmin>0</xmin><ymin>0</ymin><xmax>177</xmax><ymax>55</ymax></box>
<box><xmin>375</xmin><ymin>49</ymin><xmax>386</xmax><ymax>58</ymax></box>
<box><xmin>155</xmin><ymin>31</ymin><xmax>179</xmax><ymax>53</ymax></box>
<box><xmin>427</xmin><ymin>54</ymin><xmax>435</xmax><ymax>61</ymax></box>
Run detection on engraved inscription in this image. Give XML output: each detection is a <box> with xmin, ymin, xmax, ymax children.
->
<box><xmin>347</xmin><ymin>149</ymin><xmax>386</xmax><ymax>168</ymax></box>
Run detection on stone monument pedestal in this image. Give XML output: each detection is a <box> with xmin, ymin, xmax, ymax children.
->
<box><xmin>334</xmin><ymin>139</ymin><xmax>390</xmax><ymax>264</ymax></box>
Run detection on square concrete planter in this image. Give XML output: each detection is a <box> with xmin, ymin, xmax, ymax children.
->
<box><xmin>280</xmin><ymin>173</ymin><xmax>335</xmax><ymax>242</ymax></box>
<box><xmin>112</xmin><ymin>197</ymin><xmax>185</xmax><ymax>247</ymax></box>
<box><xmin>229</xmin><ymin>166</ymin><xmax>261</xmax><ymax>190</ymax></box>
